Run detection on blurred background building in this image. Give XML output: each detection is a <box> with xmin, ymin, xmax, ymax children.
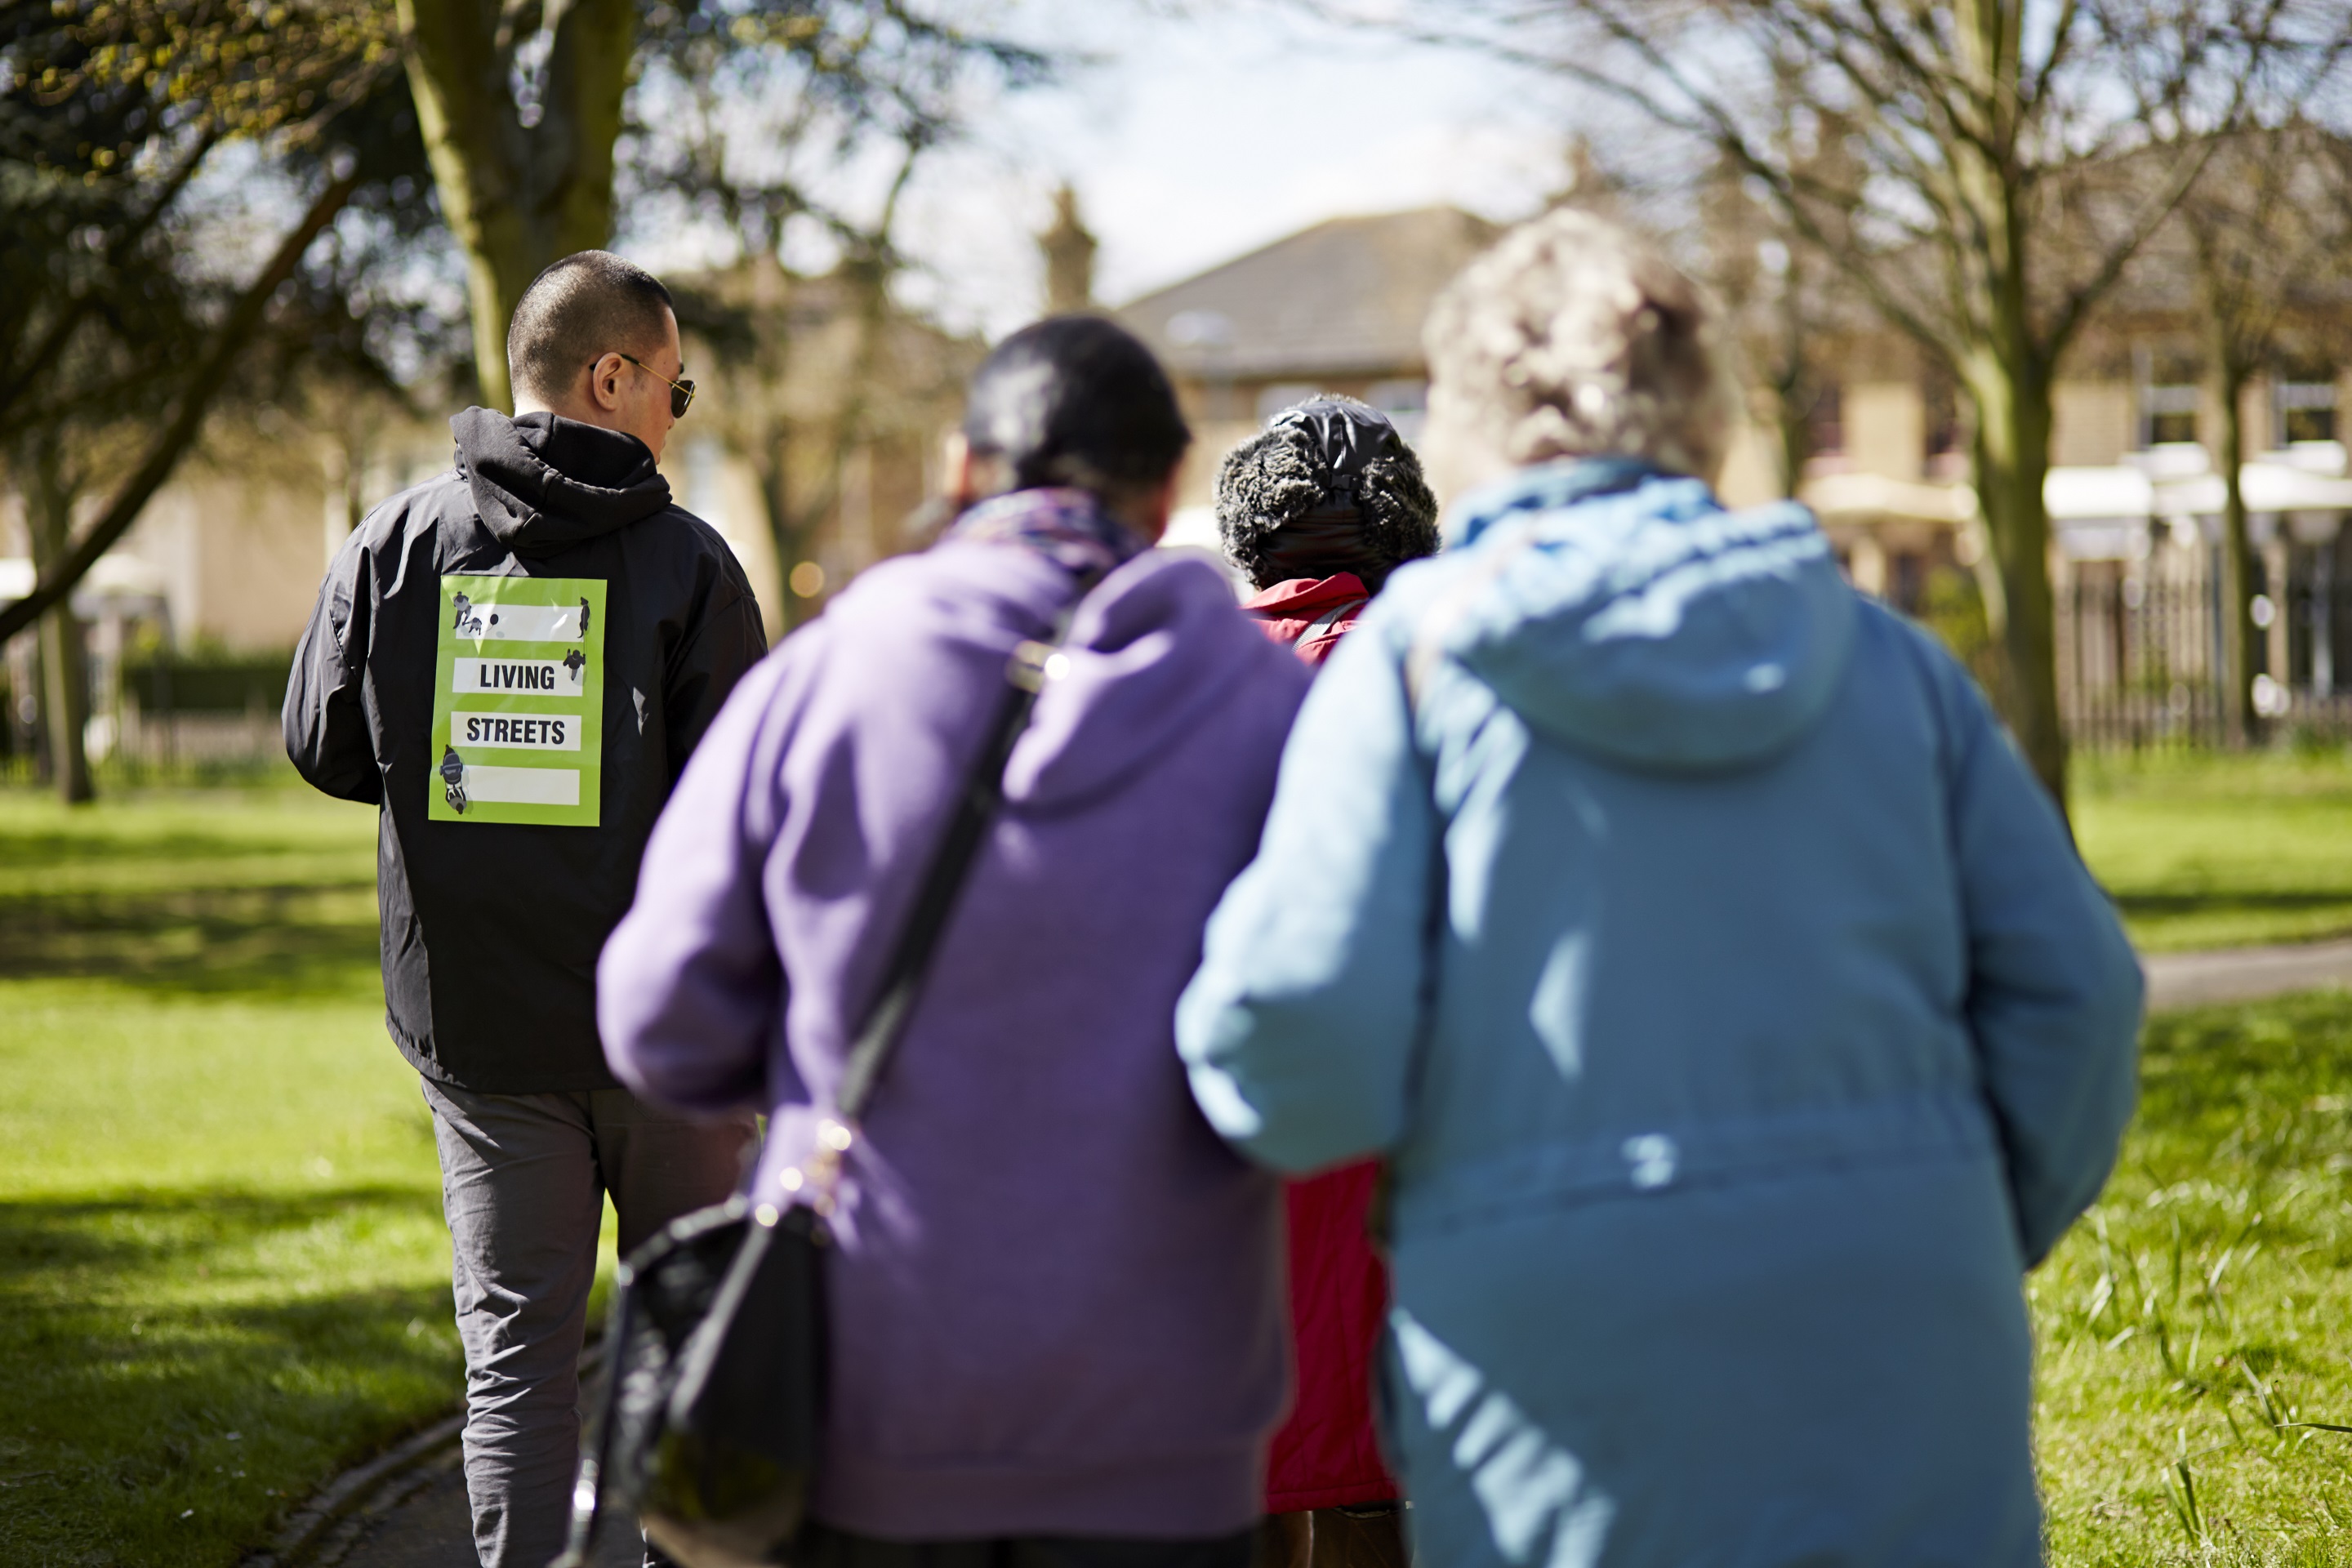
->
<box><xmin>13</xmin><ymin>167</ymin><xmax>2352</xmax><ymax>775</ymax></box>
<box><xmin>0</xmin><ymin>257</ymin><xmax>975</xmax><ymax>777</ymax></box>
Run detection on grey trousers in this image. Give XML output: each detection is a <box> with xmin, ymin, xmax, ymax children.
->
<box><xmin>424</xmin><ymin>1077</ymin><xmax>758</xmax><ymax>1568</ymax></box>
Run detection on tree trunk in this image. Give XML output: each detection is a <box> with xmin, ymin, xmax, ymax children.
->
<box><xmin>1945</xmin><ymin>0</ymin><xmax>2071</xmax><ymax>808</ymax></box>
<box><xmin>38</xmin><ymin>605</ymin><xmax>92</xmax><ymax>804</ymax></box>
<box><xmin>26</xmin><ymin>445</ymin><xmax>93</xmax><ymax>804</ymax></box>
<box><xmin>756</xmin><ymin>451</ymin><xmax>819</xmax><ymax>632</ymax></box>
<box><xmin>2216</xmin><ymin>363</ymin><xmax>2261</xmax><ymax>748</ymax></box>
<box><xmin>1771</xmin><ymin>252</ymin><xmax>1815</xmax><ymax>501</ymax></box>
<box><xmin>1964</xmin><ymin>350</ymin><xmax>2068</xmax><ymax>807</ymax></box>
<box><xmin>1775</xmin><ymin>381</ymin><xmax>1811</xmax><ymax>501</ymax></box>
<box><xmin>738</xmin><ymin>258</ymin><xmax>821</xmax><ymax>635</ymax></box>
<box><xmin>24</xmin><ymin>629</ymin><xmax>54</xmax><ymax>784</ymax></box>
<box><xmin>395</xmin><ymin>0</ymin><xmax>638</xmax><ymax>412</ymax></box>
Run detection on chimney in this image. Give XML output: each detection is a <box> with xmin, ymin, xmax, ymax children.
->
<box><xmin>1039</xmin><ymin>183</ymin><xmax>1098</xmax><ymax>314</ymax></box>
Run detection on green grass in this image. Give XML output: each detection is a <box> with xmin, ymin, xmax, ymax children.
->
<box><xmin>2074</xmin><ymin>748</ymin><xmax>2352</xmax><ymax>953</ymax></box>
<box><xmin>2</xmin><ymin>752</ymin><xmax>2350</xmax><ymax>1562</ymax></box>
<box><xmin>0</xmin><ymin>782</ymin><xmax>617</xmax><ymax>1566</ymax></box>
<box><xmin>2036</xmin><ymin>991</ymin><xmax>2352</xmax><ymax>1563</ymax></box>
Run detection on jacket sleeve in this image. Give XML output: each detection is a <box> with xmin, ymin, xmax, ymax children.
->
<box><xmin>1176</xmin><ymin>614</ymin><xmax>1439</xmax><ymax>1174</ymax></box>
<box><xmin>600</xmin><ymin>645</ymin><xmax>794</xmax><ymax>1114</ymax></box>
<box><xmin>663</xmin><ymin>561</ymin><xmax>769</xmax><ymax>782</ymax></box>
<box><xmin>283</xmin><ymin>526</ymin><xmax>382</xmax><ymax>804</ymax></box>
<box><xmin>1938</xmin><ymin>654</ymin><xmax>2143</xmax><ymax>1267</ymax></box>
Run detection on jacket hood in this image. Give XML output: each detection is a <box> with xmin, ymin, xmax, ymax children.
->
<box><xmin>1433</xmin><ymin>457</ymin><xmax>1855</xmax><ymax>773</ymax></box>
<box><xmin>1001</xmin><ymin>548</ymin><xmax>1303</xmax><ymax>811</ymax></box>
<box><xmin>452</xmin><ymin>407</ymin><xmax>673</xmax><ymax>559</ymax></box>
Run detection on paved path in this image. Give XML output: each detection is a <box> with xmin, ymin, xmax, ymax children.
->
<box><xmin>2143</xmin><ymin>935</ymin><xmax>2352</xmax><ymax>1010</ymax></box>
<box><xmin>305</xmin><ymin>1450</ymin><xmax>643</xmax><ymax>1568</ymax></box>
<box><xmin>252</xmin><ymin>1366</ymin><xmax>645</xmax><ymax>1568</ymax></box>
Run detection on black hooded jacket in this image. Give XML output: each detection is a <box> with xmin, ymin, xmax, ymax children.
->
<box><xmin>285</xmin><ymin>408</ymin><xmax>768</xmax><ymax>1091</ymax></box>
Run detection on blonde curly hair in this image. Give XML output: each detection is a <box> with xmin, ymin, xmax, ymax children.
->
<box><xmin>1421</xmin><ymin>209</ymin><xmax>1740</xmax><ymax>496</ymax></box>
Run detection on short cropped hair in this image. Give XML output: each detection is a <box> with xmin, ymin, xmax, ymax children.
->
<box><xmin>1423</xmin><ymin>210</ymin><xmax>1739</xmax><ymax>486</ymax></box>
<box><xmin>1214</xmin><ymin>395</ymin><xmax>1439</xmax><ymax>591</ymax></box>
<box><xmin>507</xmin><ymin>251</ymin><xmax>676</xmax><ymax>407</ymax></box>
<box><xmin>964</xmin><ymin>316</ymin><xmax>1190</xmax><ymax>497</ymax></box>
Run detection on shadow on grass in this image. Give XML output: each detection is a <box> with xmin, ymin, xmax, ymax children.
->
<box><xmin>0</xmin><ymin>1185</ymin><xmax>435</xmax><ymax>1274</ymax></box>
<box><xmin>2140</xmin><ymin>990</ymin><xmax>2352</xmax><ymax>1102</ymax></box>
<box><xmin>0</xmin><ymin>882</ymin><xmax>380</xmax><ymax>996</ymax></box>
<box><xmin>2116</xmin><ymin>890</ymin><xmax>2352</xmax><ymax>915</ymax></box>
<box><xmin>0</xmin><ymin>1185</ymin><xmax>465</xmax><ymax>1566</ymax></box>
<box><xmin>0</xmin><ymin>824</ymin><xmax>327</xmax><ymax>870</ymax></box>
<box><xmin>0</xmin><ymin>793</ymin><xmax>381</xmax><ymax>997</ymax></box>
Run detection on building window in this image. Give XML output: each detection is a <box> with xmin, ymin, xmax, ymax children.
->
<box><xmin>2136</xmin><ymin>348</ymin><xmax>2201</xmax><ymax>448</ymax></box>
<box><xmin>2275</xmin><ymin>359</ymin><xmax>2337</xmax><ymax>445</ymax></box>
<box><xmin>1199</xmin><ymin>381</ymin><xmax>1245</xmax><ymax>423</ymax></box>
<box><xmin>1922</xmin><ymin>373</ymin><xmax>1961</xmax><ymax>459</ymax></box>
<box><xmin>1890</xmin><ymin>551</ymin><xmax>1927</xmax><ymax>615</ymax></box>
<box><xmin>1367</xmin><ymin>380</ymin><xmax>1428</xmax><ymax>441</ymax></box>
<box><xmin>1254</xmin><ymin>382</ymin><xmax>1321</xmax><ymax>422</ymax></box>
<box><xmin>1806</xmin><ymin>381</ymin><xmax>1844</xmax><ymax>459</ymax></box>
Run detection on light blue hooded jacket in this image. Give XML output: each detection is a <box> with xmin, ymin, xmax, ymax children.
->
<box><xmin>1177</xmin><ymin>459</ymin><xmax>2142</xmax><ymax>1568</ymax></box>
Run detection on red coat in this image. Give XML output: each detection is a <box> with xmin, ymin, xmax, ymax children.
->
<box><xmin>1241</xmin><ymin>574</ymin><xmax>1400</xmax><ymax>1512</ymax></box>
<box><xmin>1240</xmin><ymin>574</ymin><xmax>1372</xmax><ymax>669</ymax></box>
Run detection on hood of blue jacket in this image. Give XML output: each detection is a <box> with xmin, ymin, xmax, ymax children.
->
<box><xmin>1435</xmin><ymin>458</ymin><xmax>1856</xmax><ymax>773</ymax></box>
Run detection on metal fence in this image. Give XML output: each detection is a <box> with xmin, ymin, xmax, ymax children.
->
<box><xmin>2060</xmin><ymin>542</ymin><xmax>2352</xmax><ymax>748</ymax></box>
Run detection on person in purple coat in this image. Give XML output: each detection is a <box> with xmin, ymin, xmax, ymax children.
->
<box><xmin>597</xmin><ymin>316</ymin><xmax>1312</xmax><ymax>1568</ymax></box>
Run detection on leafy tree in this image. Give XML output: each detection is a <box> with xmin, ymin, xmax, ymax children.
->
<box><xmin>395</xmin><ymin>0</ymin><xmax>1047</xmax><ymax>409</ymax></box>
<box><xmin>0</xmin><ymin>0</ymin><xmax>436</xmax><ymax>653</ymax></box>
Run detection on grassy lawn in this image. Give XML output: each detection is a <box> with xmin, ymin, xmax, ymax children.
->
<box><xmin>0</xmin><ymin>781</ymin><xmax>615</xmax><ymax>1566</ymax></box>
<box><xmin>5</xmin><ymin>751</ymin><xmax>2352</xmax><ymax>1563</ymax></box>
<box><xmin>0</xmin><ymin>782</ymin><xmax>462</xmax><ymax>1566</ymax></box>
<box><xmin>2074</xmin><ymin>748</ymin><xmax>2352</xmax><ymax>953</ymax></box>
<box><xmin>2037</xmin><ymin>990</ymin><xmax>2352</xmax><ymax>1564</ymax></box>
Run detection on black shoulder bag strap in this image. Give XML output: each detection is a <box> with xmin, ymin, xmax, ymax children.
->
<box><xmin>830</xmin><ymin>601</ymin><xmax>1085</xmax><ymax>1129</ymax></box>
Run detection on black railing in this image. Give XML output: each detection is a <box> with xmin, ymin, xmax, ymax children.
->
<box><xmin>2060</xmin><ymin>546</ymin><xmax>2352</xmax><ymax>748</ymax></box>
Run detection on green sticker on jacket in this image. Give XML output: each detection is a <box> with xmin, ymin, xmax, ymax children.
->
<box><xmin>430</xmin><ymin>574</ymin><xmax>606</xmax><ymax>826</ymax></box>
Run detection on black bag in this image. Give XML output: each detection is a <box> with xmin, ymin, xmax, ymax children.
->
<box><xmin>553</xmin><ymin>623</ymin><xmax>1082</xmax><ymax>1568</ymax></box>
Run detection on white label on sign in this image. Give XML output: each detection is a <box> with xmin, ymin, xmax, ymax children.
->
<box><xmin>459</xmin><ymin>765</ymin><xmax>581</xmax><ymax>806</ymax></box>
<box><xmin>451</xmin><ymin>711</ymin><xmax>581</xmax><ymax>751</ymax></box>
<box><xmin>448</xmin><ymin>599</ymin><xmax>586</xmax><ymax>642</ymax></box>
<box><xmin>453</xmin><ymin>657</ymin><xmax>586</xmax><ymax>695</ymax></box>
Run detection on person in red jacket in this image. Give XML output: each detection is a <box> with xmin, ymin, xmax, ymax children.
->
<box><xmin>1219</xmin><ymin>398</ymin><xmax>1440</xmax><ymax>670</ymax></box>
<box><xmin>1213</xmin><ymin>396</ymin><xmax>1440</xmax><ymax>1568</ymax></box>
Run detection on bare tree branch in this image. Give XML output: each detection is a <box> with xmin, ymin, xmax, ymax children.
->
<box><xmin>0</xmin><ymin>127</ymin><xmax>226</xmax><ymax>432</ymax></box>
<box><xmin>0</xmin><ymin>168</ymin><xmax>360</xmax><ymax>646</ymax></box>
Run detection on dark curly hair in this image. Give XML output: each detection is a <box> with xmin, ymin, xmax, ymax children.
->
<box><xmin>1214</xmin><ymin>394</ymin><xmax>1440</xmax><ymax>592</ymax></box>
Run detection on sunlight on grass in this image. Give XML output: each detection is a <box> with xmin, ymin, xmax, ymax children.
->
<box><xmin>0</xmin><ymin>786</ymin><xmax>618</xmax><ymax>1566</ymax></box>
<box><xmin>10</xmin><ymin>755</ymin><xmax>2352</xmax><ymax>1562</ymax></box>
<box><xmin>2074</xmin><ymin>748</ymin><xmax>2352</xmax><ymax>952</ymax></box>
<box><xmin>2038</xmin><ymin>991</ymin><xmax>2352</xmax><ymax>1564</ymax></box>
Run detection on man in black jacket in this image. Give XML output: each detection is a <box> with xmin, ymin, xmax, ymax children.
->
<box><xmin>285</xmin><ymin>251</ymin><xmax>767</xmax><ymax>1568</ymax></box>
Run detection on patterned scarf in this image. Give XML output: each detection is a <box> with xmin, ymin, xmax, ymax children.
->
<box><xmin>946</xmin><ymin>487</ymin><xmax>1148</xmax><ymax>581</ymax></box>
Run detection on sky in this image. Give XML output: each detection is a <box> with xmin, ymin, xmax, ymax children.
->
<box><xmin>888</xmin><ymin>2</ymin><xmax>1575</xmax><ymax>336</ymax></box>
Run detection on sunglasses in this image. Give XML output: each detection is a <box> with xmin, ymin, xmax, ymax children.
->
<box><xmin>614</xmin><ymin>351</ymin><xmax>696</xmax><ymax>419</ymax></box>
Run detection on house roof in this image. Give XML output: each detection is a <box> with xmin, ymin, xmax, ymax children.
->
<box><xmin>1116</xmin><ymin>207</ymin><xmax>1501</xmax><ymax>383</ymax></box>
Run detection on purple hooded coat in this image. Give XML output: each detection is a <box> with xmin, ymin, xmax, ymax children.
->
<box><xmin>597</xmin><ymin>514</ymin><xmax>1309</xmax><ymax>1541</ymax></box>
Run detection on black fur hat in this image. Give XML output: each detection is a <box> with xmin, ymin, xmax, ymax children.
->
<box><xmin>1214</xmin><ymin>395</ymin><xmax>1440</xmax><ymax>592</ymax></box>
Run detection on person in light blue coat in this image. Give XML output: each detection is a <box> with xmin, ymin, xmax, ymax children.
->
<box><xmin>1175</xmin><ymin>210</ymin><xmax>2143</xmax><ymax>1568</ymax></box>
